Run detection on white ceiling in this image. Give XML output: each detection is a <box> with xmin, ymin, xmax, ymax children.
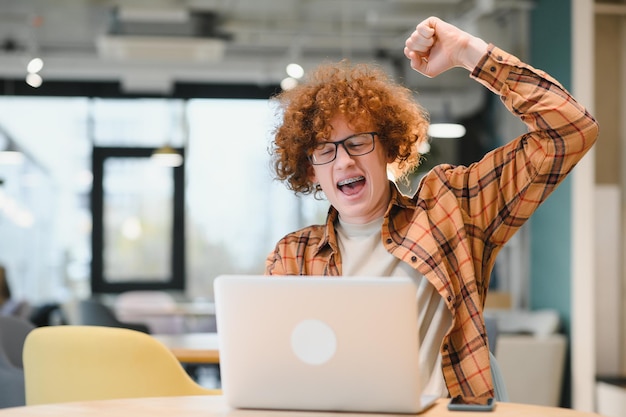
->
<box><xmin>0</xmin><ymin>0</ymin><xmax>533</xmax><ymax>99</ymax></box>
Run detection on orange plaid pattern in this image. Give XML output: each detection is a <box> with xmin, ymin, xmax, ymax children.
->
<box><xmin>265</xmin><ymin>45</ymin><xmax>599</xmax><ymax>398</ymax></box>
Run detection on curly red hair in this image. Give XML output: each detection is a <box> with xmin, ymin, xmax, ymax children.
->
<box><xmin>270</xmin><ymin>60</ymin><xmax>429</xmax><ymax>195</ymax></box>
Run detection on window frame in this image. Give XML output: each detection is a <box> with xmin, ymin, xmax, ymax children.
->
<box><xmin>90</xmin><ymin>146</ymin><xmax>185</xmax><ymax>293</ymax></box>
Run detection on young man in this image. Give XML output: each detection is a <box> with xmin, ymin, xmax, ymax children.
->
<box><xmin>266</xmin><ymin>17</ymin><xmax>599</xmax><ymax>399</ymax></box>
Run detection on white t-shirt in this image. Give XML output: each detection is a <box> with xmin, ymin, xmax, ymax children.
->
<box><xmin>336</xmin><ymin>217</ymin><xmax>451</xmax><ymax>397</ymax></box>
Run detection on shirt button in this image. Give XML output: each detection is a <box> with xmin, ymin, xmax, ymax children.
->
<box><xmin>496</xmin><ymin>55</ymin><xmax>503</xmax><ymax>61</ymax></box>
<box><xmin>447</xmin><ymin>295</ymin><xmax>452</xmax><ymax>302</ymax></box>
<box><xmin>386</xmin><ymin>238</ymin><xmax>392</xmax><ymax>244</ymax></box>
<box><xmin>443</xmin><ymin>344</ymin><xmax>448</xmax><ymax>351</ymax></box>
<box><xmin>410</xmin><ymin>256</ymin><xmax>417</xmax><ymax>262</ymax></box>
<box><xmin>490</xmin><ymin>66</ymin><xmax>496</xmax><ymax>72</ymax></box>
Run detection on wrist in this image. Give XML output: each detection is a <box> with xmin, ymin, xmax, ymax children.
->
<box><xmin>460</xmin><ymin>36</ymin><xmax>489</xmax><ymax>72</ymax></box>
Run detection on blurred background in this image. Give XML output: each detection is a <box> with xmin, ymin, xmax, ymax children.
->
<box><xmin>0</xmin><ymin>0</ymin><xmax>534</xmax><ymax>303</ymax></box>
<box><xmin>0</xmin><ymin>0</ymin><xmax>623</xmax><ymax>413</ymax></box>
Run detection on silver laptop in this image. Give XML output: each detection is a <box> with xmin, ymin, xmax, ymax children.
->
<box><xmin>213</xmin><ymin>275</ymin><xmax>438</xmax><ymax>414</ymax></box>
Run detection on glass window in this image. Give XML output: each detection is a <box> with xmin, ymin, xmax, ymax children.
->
<box><xmin>185</xmin><ymin>99</ymin><xmax>328</xmax><ymax>298</ymax></box>
<box><xmin>0</xmin><ymin>96</ymin><xmax>328</xmax><ymax>303</ymax></box>
<box><xmin>91</xmin><ymin>146</ymin><xmax>185</xmax><ymax>293</ymax></box>
<box><xmin>102</xmin><ymin>157</ymin><xmax>173</xmax><ymax>283</ymax></box>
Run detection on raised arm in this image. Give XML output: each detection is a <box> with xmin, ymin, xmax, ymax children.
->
<box><xmin>404</xmin><ymin>16</ymin><xmax>488</xmax><ymax>76</ymax></box>
<box><xmin>405</xmin><ymin>16</ymin><xmax>599</xmax><ymax>247</ymax></box>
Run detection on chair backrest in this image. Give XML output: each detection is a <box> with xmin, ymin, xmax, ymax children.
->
<box><xmin>484</xmin><ymin>315</ymin><xmax>498</xmax><ymax>354</ymax></box>
<box><xmin>489</xmin><ymin>351</ymin><xmax>509</xmax><ymax>402</ymax></box>
<box><xmin>23</xmin><ymin>325</ymin><xmax>220</xmax><ymax>405</ymax></box>
<box><xmin>0</xmin><ymin>365</ymin><xmax>25</xmax><ymax>408</ymax></box>
<box><xmin>0</xmin><ymin>315</ymin><xmax>35</xmax><ymax>368</ymax></box>
<box><xmin>76</xmin><ymin>299</ymin><xmax>150</xmax><ymax>333</ymax></box>
<box><xmin>0</xmin><ymin>316</ymin><xmax>32</xmax><ymax>408</ymax></box>
<box><xmin>0</xmin><ymin>299</ymin><xmax>32</xmax><ymax>321</ymax></box>
<box><xmin>0</xmin><ymin>339</ymin><xmax>26</xmax><ymax>409</ymax></box>
<box><xmin>484</xmin><ymin>315</ymin><xmax>509</xmax><ymax>402</ymax></box>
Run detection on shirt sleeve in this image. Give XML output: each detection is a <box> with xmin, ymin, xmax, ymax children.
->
<box><xmin>442</xmin><ymin>44</ymin><xmax>599</xmax><ymax>246</ymax></box>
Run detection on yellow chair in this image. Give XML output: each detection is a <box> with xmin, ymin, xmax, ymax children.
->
<box><xmin>23</xmin><ymin>325</ymin><xmax>220</xmax><ymax>405</ymax></box>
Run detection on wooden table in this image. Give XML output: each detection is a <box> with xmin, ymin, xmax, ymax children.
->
<box><xmin>0</xmin><ymin>396</ymin><xmax>605</xmax><ymax>417</ymax></box>
<box><xmin>153</xmin><ymin>332</ymin><xmax>220</xmax><ymax>364</ymax></box>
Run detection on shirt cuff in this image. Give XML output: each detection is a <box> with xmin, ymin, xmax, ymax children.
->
<box><xmin>470</xmin><ymin>44</ymin><xmax>520</xmax><ymax>93</ymax></box>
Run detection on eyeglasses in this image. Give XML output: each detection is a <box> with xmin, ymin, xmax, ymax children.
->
<box><xmin>308</xmin><ymin>132</ymin><xmax>378</xmax><ymax>165</ymax></box>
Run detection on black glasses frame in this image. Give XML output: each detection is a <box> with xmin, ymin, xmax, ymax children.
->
<box><xmin>308</xmin><ymin>132</ymin><xmax>378</xmax><ymax>165</ymax></box>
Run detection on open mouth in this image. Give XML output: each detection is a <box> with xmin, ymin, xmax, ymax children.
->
<box><xmin>337</xmin><ymin>176</ymin><xmax>365</xmax><ymax>195</ymax></box>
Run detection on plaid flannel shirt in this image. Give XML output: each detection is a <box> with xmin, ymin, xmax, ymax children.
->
<box><xmin>265</xmin><ymin>44</ymin><xmax>599</xmax><ymax>398</ymax></box>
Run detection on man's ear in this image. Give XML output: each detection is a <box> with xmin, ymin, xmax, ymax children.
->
<box><xmin>386</xmin><ymin>149</ymin><xmax>396</xmax><ymax>164</ymax></box>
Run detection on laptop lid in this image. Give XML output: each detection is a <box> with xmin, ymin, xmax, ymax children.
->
<box><xmin>214</xmin><ymin>275</ymin><xmax>437</xmax><ymax>414</ymax></box>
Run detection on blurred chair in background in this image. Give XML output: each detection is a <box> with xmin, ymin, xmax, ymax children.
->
<box><xmin>0</xmin><ymin>316</ymin><xmax>34</xmax><ymax>408</ymax></box>
<box><xmin>23</xmin><ymin>325</ymin><xmax>221</xmax><ymax>405</ymax></box>
<box><xmin>115</xmin><ymin>290</ymin><xmax>185</xmax><ymax>334</ymax></box>
<box><xmin>485</xmin><ymin>315</ymin><xmax>509</xmax><ymax>402</ymax></box>
<box><xmin>0</xmin><ymin>352</ymin><xmax>25</xmax><ymax>408</ymax></box>
<box><xmin>0</xmin><ymin>265</ymin><xmax>31</xmax><ymax>320</ymax></box>
<box><xmin>0</xmin><ymin>315</ymin><xmax>35</xmax><ymax>368</ymax></box>
<box><xmin>73</xmin><ymin>299</ymin><xmax>150</xmax><ymax>334</ymax></box>
<box><xmin>29</xmin><ymin>302</ymin><xmax>67</xmax><ymax>327</ymax></box>
<box><xmin>484</xmin><ymin>314</ymin><xmax>499</xmax><ymax>355</ymax></box>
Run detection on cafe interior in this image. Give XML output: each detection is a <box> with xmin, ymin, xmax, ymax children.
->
<box><xmin>0</xmin><ymin>0</ymin><xmax>625</xmax><ymax>415</ymax></box>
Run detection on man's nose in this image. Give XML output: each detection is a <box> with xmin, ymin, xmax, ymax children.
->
<box><xmin>334</xmin><ymin>143</ymin><xmax>354</xmax><ymax>165</ymax></box>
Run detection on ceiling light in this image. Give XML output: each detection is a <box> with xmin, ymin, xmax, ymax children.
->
<box><xmin>0</xmin><ymin>140</ymin><xmax>24</xmax><ymax>165</ymax></box>
<box><xmin>280</xmin><ymin>77</ymin><xmax>298</xmax><ymax>91</ymax></box>
<box><xmin>26</xmin><ymin>73</ymin><xmax>43</xmax><ymax>88</ymax></box>
<box><xmin>428</xmin><ymin>123</ymin><xmax>466</xmax><ymax>139</ymax></box>
<box><xmin>151</xmin><ymin>145</ymin><xmax>183</xmax><ymax>167</ymax></box>
<box><xmin>0</xmin><ymin>150</ymin><xmax>24</xmax><ymax>165</ymax></box>
<box><xmin>27</xmin><ymin>57</ymin><xmax>44</xmax><ymax>73</ymax></box>
<box><xmin>286</xmin><ymin>63</ymin><xmax>304</xmax><ymax>79</ymax></box>
<box><xmin>97</xmin><ymin>35</ymin><xmax>225</xmax><ymax>63</ymax></box>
